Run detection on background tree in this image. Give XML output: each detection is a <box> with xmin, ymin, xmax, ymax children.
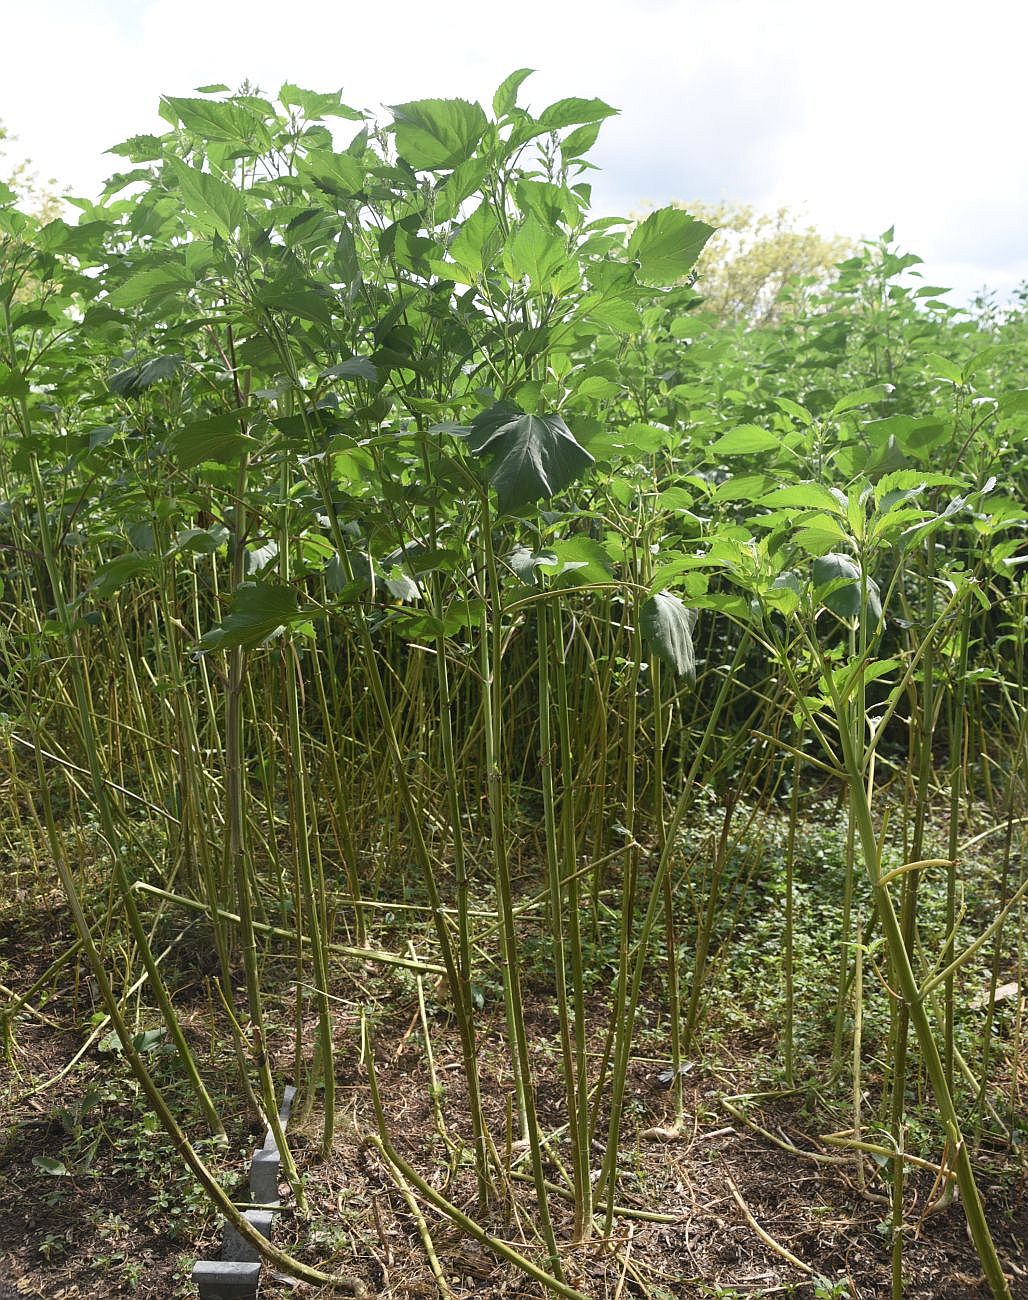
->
<box><xmin>670</xmin><ymin>200</ymin><xmax>854</xmax><ymax>325</ymax></box>
<box><xmin>0</xmin><ymin>119</ymin><xmax>62</xmax><ymax>220</ymax></box>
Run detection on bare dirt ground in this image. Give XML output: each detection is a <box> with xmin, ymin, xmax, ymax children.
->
<box><xmin>1</xmin><ymin>890</ymin><xmax>1025</xmax><ymax>1300</ymax></box>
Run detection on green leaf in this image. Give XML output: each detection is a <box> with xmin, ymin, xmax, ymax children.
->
<box><xmin>446</xmin><ymin>200</ymin><xmax>502</xmax><ymax>280</ymax></box>
<box><xmin>504</xmin><ymin>217</ymin><xmax>566</xmax><ymax>289</ymax></box>
<box><xmin>813</xmin><ymin>553</ymin><xmax>882</xmax><ymax>624</ymax></box>
<box><xmin>32</xmin><ymin>1156</ymin><xmax>69</xmax><ymax>1177</ymax></box>
<box><xmin>201</xmin><ymin>581</ymin><xmax>310</xmax><ymax>651</ymax></box>
<box><xmin>628</xmin><ymin>208</ymin><xmax>715</xmax><ymax>287</ymax></box>
<box><xmin>493</xmin><ymin>69</ymin><xmax>534</xmax><ymax>118</ymax></box>
<box><xmin>167</xmin><ymin>412</ymin><xmax>255</xmax><ymax>469</ymax></box>
<box><xmin>710</xmin><ymin>425</ymin><xmax>779</xmax><ymax>456</ymax></box>
<box><xmin>321</xmin><ymin>357</ymin><xmax>377</xmax><ymax>383</ymax></box>
<box><xmin>161</xmin><ymin>96</ymin><xmax>269</xmax><ymax>148</ymax></box>
<box><xmin>108</xmin><ymin>355</ymin><xmax>182</xmax><ymax>397</ymax></box>
<box><xmin>831</xmin><ymin>385</ymin><xmax>892</xmax><ymax>416</ymax></box>
<box><xmin>165</xmin><ymin>157</ymin><xmax>245</xmax><ymax>237</ymax></box>
<box><xmin>546</xmin><ymin>535</ymin><xmax>615</xmax><ymax>586</ymax></box>
<box><xmin>640</xmin><ymin>591</ymin><xmax>697</xmax><ymax>681</ymax></box>
<box><xmin>997</xmin><ymin>389</ymin><xmax>1028</xmax><ymax>417</ymax></box>
<box><xmin>87</xmin><ymin>554</ymin><xmax>155</xmax><ymax>598</ymax></box>
<box><xmin>468</xmin><ymin>403</ymin><xmax>595</xmax><ymax>514</ymax></box>
<box><xmin>390</xmin><ymin>98</ymin><xmax>488</xmax><ymax>170</ymax></box>
<box><xmin>538</xmin><ymin>97</ymin><xmax>618</xmax><ymax>131</ymax></box>
<box><xmin>107</xmin><ymin>264</ymin><xmax>195</xmax><ymax>309</ymax></box>
<box><xmin>0</xmin><ymin>365</ymin><xmax>29</xmax><ymax>398</ymax></box>
<box><xmin>760</xmin><ymin>483</ymin><xmax>845</xmax><ymax>514</ymax></box>
<box><xmin>925</xmin><ymin>353</ymin><xmax>964</xmax><ymax>385</ymax></box>
<box><xmin>561</xmin><ymin>121</ymin><xmax>603</xmax><ymax>161</ymax></box>
<box><xmin>279</xmin><ymin>83</ymin><xmax>363</xmax><ymax>121</ymax></box>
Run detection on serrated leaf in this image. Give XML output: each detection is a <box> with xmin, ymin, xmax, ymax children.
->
<box><xmin>504</xmin><ymin>216</ymin><xmax>566</xmax><ymax>289</ymax></box>
<box><xmin>108</xmin><ymin>354</ymin><xmax>182</xmax><ymax>397</ymax></box>
<box><xmin>640</xmin><ymin>591</ymin><xmax>697</xmax><ymax>681</ymax></box>
<box><xmin>166</xmin><ymin>412</ymin><xmax>254</xmax><ymax>469</ymax></box>
<box><xmin>201</xmin><ymin>581</ymin><xmax>309</xmax><ymax>651</ymax></box>
<box><xmin>710</xmin><ymin>425</ymin><xmax>779</xmax><ymax>456</ymax></box>
<box><xmin>107</xmin><ymin>265</ymin><xmax>195</xmax><ymax>309</ymax></box>
<box><xmin>165</xmin><ymin>157</ymin><xmax>245</xmax><ymax>237</ymax></box>
<box><xmin>493</xmin><ymin>68</ymin><xmax>534</xmax><ymax>118</ymax></box>
<box><xmin>446</xmin><ymin>200</ymin><xmax>501</xmax><ymax>279</ymax></box>
<box><xmin>628</xmin><ymin>208</ymin><xmax>715</xmax><ymax>287</ymax></box>
<box><xmin>390</xmin><ymin>98</ymin><xmax>488</xmax><ymax>170</ymax></box>
<box><xmin>320</xmin><ymin>357</ymin><xmax>377</xmax><ymax>383</ymax></box>
<box><xmin>87</xmin><ymin>553</ymin><xmax>155</xmax><ymax>598</ymax></box>
<box><xmin>813</xmin><ymin>552</ymin><xmax>882</xmax><ymax>624</ymax></box>
<box><xmin>761</xmin><ymin>483</ymin><xmax>845</xmax><ymax>514</ymax></box>
<box><xmin>538</xmin><ymin>97</ymin><xmax>617</xmax><ymax>131</ymax></box>
<box><xmin>468</xmin><ymin>403</ymin><xmax>594</xmax><ymax>514</ymax></box>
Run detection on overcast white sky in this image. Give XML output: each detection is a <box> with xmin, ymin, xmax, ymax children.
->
<box><xmin>2</xmin><ymin>0</ymin><xmax>1025</xmax><ymax>304</ymax></box>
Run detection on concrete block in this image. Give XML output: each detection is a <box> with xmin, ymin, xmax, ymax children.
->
<box><xmin>250</xmin><ymin>1146</ymin><xmax>280</xmax><ymax>1205</ymax></box>
<box><xmin>222</xmin><ymin>1209</ymin><xmax>274</xmax><ymax>1263</ymax></box>
<box><xmin>192</xmin><ymin>1260</ymin><xmax>261</xmax><ymax>1299</ymax></box>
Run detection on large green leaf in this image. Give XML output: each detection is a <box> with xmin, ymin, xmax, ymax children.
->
<box><xmin>201</xmin><ymin>582</ymin><xmax>312</xmax><ymax>651</ymax></box>
<box><xmin>641</xmin><ymin>591</ymin><xmax>697</xmax><ymax>681</ymax></box>
<box><xmin>537</xmin><ymin>97</ymin><xmax>618</xmax><ymax>131</ymax></box>
<box><xmin>389</xmin><ymin>99</ymin><xmax>488</xmax><ymax>170</ymax></box>
<box><xmin>468</xmin><ymin>402</ymin><xmax>594</xmax><ymax>514</ymax></box>
<box><xmin>161</xmin><ymin>96</ymin><xmax>270</xmax><ymax>147</ymax></box>
<box><xmin>108</xmin><ymin>354</ymin><xmax>182</xmax><ymax>397</ymax></box>
<box><xmin>812</xmin><ymin>553</ymin><xmax>882</xmax><ymax>624</ymax></box>
<box><xmin>165</xmin><ymin>157</ymin><xmax>245</xmax><ymax>237</ymax></box>
<box><xmin>504</xmin><ymin>217</ymin><xmax>566</xmax><ymax>289</ymax></box>
<box><xmin>166</xmin><ymin>412</ymin><xmax>255</xmax><ymax>470</ymax></box>
<box><xmin>107</xmin><ymin>265</ymin><xmax>195</xmax><ymax>309</ymax></box>
<box><xmin>710</xmin><ymin>425</ymin><xmax>779</xmax><ymax>456</ymax></box>
<box><xmin>761</xmin><ymin>483</ymin><xmax>845</xmax><ymax>514</ymax></box>
<box><xmin>628</xmin><ymin>208</ymin><xmax>715</xmax><ymax>287</ymax></box>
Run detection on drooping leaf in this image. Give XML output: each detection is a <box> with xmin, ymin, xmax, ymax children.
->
<box><xmin>628</xmin><ymin>208</ymin><xmax>715</xmax><ymax>287</ymax></box>
<box><xmin>87</xmin><ymin>554</ymin><xmax>155</xmax><ymax>598</ymax></box>
<box><xmin>32</xmin><ymin>1156</ymin><xmax>69</xmax><ymax>1176</ymax></box>
<box><xmin>389</xmin><ymin>98</ymin><xmax>488</xmax><ymax>170</ymax></box>
<box><xmin>467</xmin><ymin>402</ymin><xmax>594</xmax><ymax>514</ymax></box>
<box><xmin>201</xmin><ymin>581</ymin><xmax>310</xmax><ymax>651</ymax></box>
<box><xmin>640</xmin><ymin>591</ymin><xmax>697</xmax><ymax>681</ymax></box>
<box><xmin>812</xmin><ymin>552</ymin><xmax>882</xmax><ymax>624</ymax></box>
<box><xmin>320</xmin><ymin>357</ymin><xmax>378</xmax><ymax>383</ymax></box>
<box><xmin>166</xmin><ymin>412</ymin><xmax>255</xmax><ymax>469</ymax></box>
<box><xmin>108</xmin><ymin>354</ymin><xmax>182</xmax><ymax>397</ymax></box>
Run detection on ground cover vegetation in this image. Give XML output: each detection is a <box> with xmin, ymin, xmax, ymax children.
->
<box><xmin>0</xmin><ymin>75</ymin><xmax>1025</xmax><ymax>1299</ymax></box>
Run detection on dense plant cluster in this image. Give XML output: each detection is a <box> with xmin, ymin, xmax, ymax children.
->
<box><xmin>0</xmin><ymin>77</ymin><xmax>1025</xmax><ymax>1298</ymax></box>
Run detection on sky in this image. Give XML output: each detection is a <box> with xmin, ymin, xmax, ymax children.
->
<box><xmin>2</xmin><ymin>0</ymin><xmax>1025</xmax><ymax>305</ymax></box>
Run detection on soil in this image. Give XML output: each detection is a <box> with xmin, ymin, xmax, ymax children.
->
<box><xmin>1</xmin><ymin>889</ymin><xmax>1025</xmax><ymax>1300</ymax></box>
